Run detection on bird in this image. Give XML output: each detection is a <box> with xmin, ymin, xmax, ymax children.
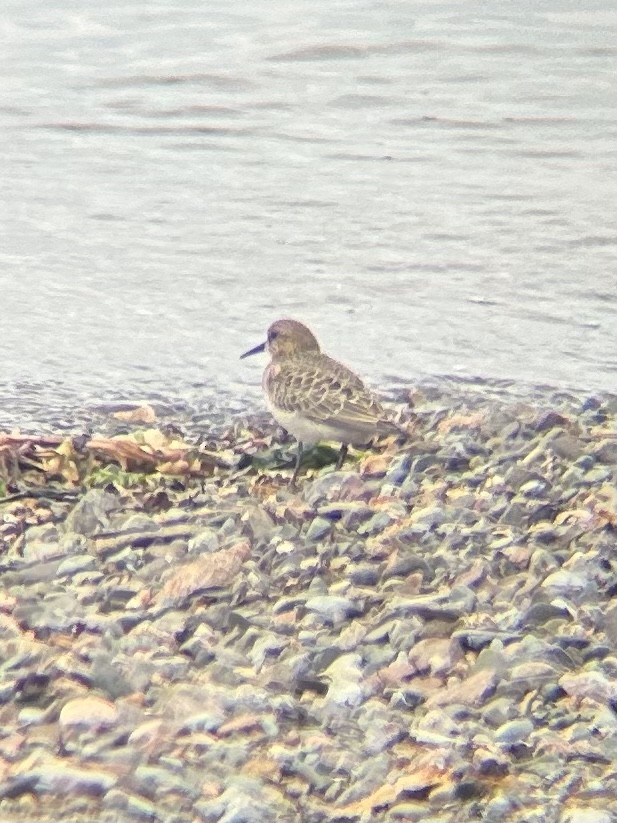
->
<box><xmin>240</xmin><ymin>318</ymin><xmax>402</xmax><ymax>485</ymax></box>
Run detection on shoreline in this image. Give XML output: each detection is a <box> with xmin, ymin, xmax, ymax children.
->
<box><xmin>0</xmin><ymin>381</ymin><xmax>616</xmax><ymax>822</ymax></box>
<box><xmin>1</xmin><ymin>371</ymin><xmax>615</xmax><ymax>438</ymax></box>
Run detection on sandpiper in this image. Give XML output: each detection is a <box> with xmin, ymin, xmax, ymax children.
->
<box><xmin>241</xmin><ymin>318</ymin><xmax>402</xmax><ymax>485</ymax></box>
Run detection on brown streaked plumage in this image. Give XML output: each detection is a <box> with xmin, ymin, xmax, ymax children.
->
<box><xmin>241</xmin><ymin>319</ymin><xmax>402</xmax><ymax>485</ymax></box>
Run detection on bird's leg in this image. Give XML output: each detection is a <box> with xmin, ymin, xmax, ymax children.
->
<box><xmin>335</xmin><ymin>443</ymin><xmax>348</xmax><ymax>471</ymax></box>
<box><xmin>290</xmin><ymin>442</ymin><xmax>304</xmax><ymax>488</ymax></box>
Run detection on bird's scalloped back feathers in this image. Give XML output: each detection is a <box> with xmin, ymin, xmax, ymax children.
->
<box><xmin>267</xmin><ymin>352</ymin><xmax>397</xmax><ymax>438</ymax></box>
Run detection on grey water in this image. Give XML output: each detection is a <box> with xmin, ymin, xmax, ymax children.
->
<box><xmin>1</xmin><ymin>0</ymin><xmax>616</xmax><ymax>429</ymax></box>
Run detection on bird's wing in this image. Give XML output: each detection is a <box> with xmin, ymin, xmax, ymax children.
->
<box><xmin>272</xmin><ymin>355</ymin><xmax>396</xmax><ymax>434</ymax></box>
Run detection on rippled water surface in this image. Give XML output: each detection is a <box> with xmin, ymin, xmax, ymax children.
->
<box><xmin>1</xmin><ymin>1</ymin><xmax>616</xmax><ymax>426</ymax></box>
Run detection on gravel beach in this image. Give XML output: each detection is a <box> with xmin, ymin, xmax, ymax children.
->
<box><xmin>1</xmin><ymin>379</ymin><xmax>616</xmax><ymax>823</ymax></box>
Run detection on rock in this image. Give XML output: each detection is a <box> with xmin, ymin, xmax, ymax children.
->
<box><xmin>384</xmin><ymin>454</ymin><xmax>413</xmax><ymax>485</ymax></box>
<box><xmin>482</xmin><ymin>795</ymin><xmax>523</xmax><ymax>819</ymax></box>
<box><xmin>187</xmin><ymin>528</ymin><xmax>219</xmax><ymax>553</ymax></box>
<box><xmin>499</xmin><ymin>502</ymin><xmax>526</xmax><ymax>527</ymax></box>
<box><xmin>593</xmin><ymin>439</ymin><xmax>617</xmax><ymax>465</ymax></box>
<box><xmin>103</xmin><ymin>788</ymin><xmax>159</xmax><ymax>821</ymax></box>
<box><xmin>360</xmin><ymin>453</ymin><xmax>390</xmax><ymax>478</ymax></box>
<box><xmin>406</xmin><ymin>504</ymin><xmax>446</xmax><ymax>531</ymax></box>
<box><xmin>387</xmin><ymin>591</ymin><xmax>471</xmax><ymax>622</ymax></box>
<box><xmin>157</xmin><ymin>541</ymin><xmax>251</xmax><ymax>606</ymax></box>
<box><xmin>473</xmin><ymin>641</ymin><xmax>507</xmax><ymax>675</ymax></box>
<box><xmin>454</xmin><ymin>629</ymin><xmax>518</xmax><ymax>652</ymax></box>
<box><xmin>506</xmin><ymin>466</ymin><xmax>544</xmax><ymax>490</ymax></box>
<box><xmin>305</xmin><ymin>595</ymin><xmax>360</xmax><ymax>623</ymax></box>
<box><xmin>1</xmin><ymin>382</ymin><xmax>615</xmax><ymax>822</ymax></box>
<box><xmin>482</xmin><ymin>697</ymin><xmax>519</xmax><ymax>728</ymax></box>
<box><xmin>509</xmin><ymin>661</ymin><xmax>562</xmax><ymax>686</ymax></box>
<box><xmin>57</xmin><ymin>554</ymin><xmax>96</xmax><ymax>577</ymax></box>
<box><xmin>584</xmin><ymin>466</ymin><xmax>613</xmax><ymax>484</ymax></box>
<box><xmin>358</xmin><ymin>510</ymin><xmax>397</xmax><ymax>536</ymax></box>
<box><xmin>181</xmin><ymin>709</ymin><xmax>225</xmax><ymax>733</ymax></box>
<box><xmin>408</xmin><ymin>638</ymin><xmax>463</xmax><ymax>677</ymax></box>
<box><xmin>4</xmin><ymin>757</ymin><xmax>117</xmax><ymax>796</ymax></box>
<box><xmin>519</xmin><ymin>479</ymin><xmax>549</xmax><ymax>497</ymax></box>
<box><xmin>425</xmin><ymin>669</ymin><xmax>498</xmax><ymax>708</ymax></box>
<box><xmin>411</xmin><ymin>453</ymin><xmax>441</xmax><ymax>473</ymax></box>
<box><xmin>494</xmin><ymin>718</ymin><xmax>534</xmax><ymax>746</ymax></box>
<box><xmin>550</xmin><ymin>434</ymin><xmax>585</xmax><ymax>461</ymax></box>
<box><xmin>532</xmin><ymin>410</ymin><xmax>570</xmax><ymax>432</ymax></box>
<box><xmin>195</xmin><ymin>776</ymin><xmax>295</xmax><ymax>823</ymax></box>
<box><xmin>118</xmin><ymin>512</ymin><xmax>159</xmax><ymax>532</ymax></box>
<box><xmin>322</xmin><ymin>653</ymin><xmax>366</xmax><ymax>708</ymax></box>
<box><xmin>522</xmin><ymin>602</ymin><xmax>571</xmax><ymax>628</ymax></box>
<box><xmin>305</xmin><ymin>517</ymin><xmax>331</xmax><ymax>541</ymax></box>
<box><xmin>559</xmin><ymin>671</ymin><xmax>617</xmax><ymax>704</ymax></box>
<box><xmin>561</xmin><ymin>810</ymin><xmax>613</xmax><ymax>823</ymax></box>
<box><xmin>542</xmin><ymin>570</ymin><xmax>589</xmax><ymax>597</ymax></box>
<box><xmin>64</xmin><ymin>489</ymin><xmax>120</xmax><ymax>535</ymax></box>
<box><xmin>17</xmin><ymin>707</ymin><xmax>47</xmax><ymax>726</ymax></box>
<box><xmin>382</xmin><ymin>552</ymin><xmax>432</xmax><ymax>582</ymax></box>
<box><xmin>340</xmin><ymin>504</ymin><xmax>374</xmax><ymax>530</ymax></box>
<box><xmin>472</xmin><ymin>745</ymin><xmax>510</xmax><ymax>776</ymax></box>
<box><xmin>303</xmin><ymin>472</ymin><xmax>368</xmax><ymax>507</ymax></box>
<box><xmin>21</xmin><ymin>524</ymin><xmax>62</xmax><ymax>562</ymax></box>
<box><xmin>348</xmin><ymin>563</ymin><xmax>381</xmax><ymax>586</ymax></box>
<box><xmin>59</xmin><ymin>696</ymin><xmax>119</xmax><ymax>729</ymax></box>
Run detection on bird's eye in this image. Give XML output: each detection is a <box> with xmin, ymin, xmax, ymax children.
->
<box><xmin>268</xmin><ymin>330</ymin><xmax>279</xmax><ymax>342</ymax></box>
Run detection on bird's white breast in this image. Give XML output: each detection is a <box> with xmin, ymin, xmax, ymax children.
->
<box><xmin>267</xmin><ymin>402</ymin><xmax>350</xmax><ymax>446</ymax></box>
<box><xmin>268</xmin><ymin>401</ymin><xmax>370</xmax><ymax>446</ymax></box>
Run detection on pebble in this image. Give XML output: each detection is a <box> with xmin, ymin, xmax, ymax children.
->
<box><xmin>559</xmin><ymin>671</ymin><xmax>617</xmax><ymax>704</ymax></box>
<box><xmin>522</xmin><ymin>602</ymin><xmax>571</xmax><ymax>627</ymax></box>
<box><xmin>59</xmin><ymin>696</ymin><xmax>119</xmax><ymax>729</ymax></box>
<box><xmin>408</xmin><ymin>638</ymin><xmax>463</xmax><ymax>677</ymax></box>
<box><xmin>305</xmin><ymin>516</ymin><xmax>332</xmax><ymax>541</ymax></box>
<box><xmin>21</xmin><ymin>525</ymin><xmax>62</xmax><ymax>562</ymax></box>
<box><xmin>406</xmin><ymin>504</ymin><xmax>447</xmax><ymax>531</ymax></box>
<box><xmin>0</xmin><ymin>380</ymin><xmax>615</xmax><ymax>822</ymax></box>
<box><xmin>64</xmin><ymin>489</ymin><xmax>120</xmax><ymax>535</ymax></box>
<box><xmin>187</xmin><ymin>527</ymin><xmax>219</xmax><ymax>553</ymax></box>
<box><xmin>482</xmin><ymin>696</ymin><xmax>519</xmax><ymax>727</ymax></box>
<box><xmin>593</xmin><ymin>439</ymin><xmax>617</xmax><ymax>464</ymax></box>
<box><xmin>494</xmin><ymin>718</ymin><xmax>534</xmax><ymax>746</ymax></box>
<box><xmin>305</xmin><ymin>595</ymin><xmax>360</xmax><ymax>624</ymax></box>
<box><xmin>26</xmin><ymin>759</ymin><xmax>116</xmax><ymax>795</ymax></box>
<box><xmin>426</xmin><ymin>669</ymin><xmax>498</xmax><ymax>708</ymax></box>
<box><xmin>57</xmin><ymin>554</ymin><xmax>97</xmax><ymax>577</ymax></box>
<box><xmin>103</xmin><ymin>789</ymin><xmax>159</xmax><ymax>821</ymax></box>
<box><xmin>561</xmin><ymin>810</ymin><xmax>613</xmax><ymax>823</ymax></box>
<box><xmin>385</xmin><ymin>454</ymin><xmax>413</xmax><ymax>485</ymax></box>
<box><xmin>550</xmin><ymin>434</ymin><xmax>586</xmax><ymax>461</ymax></box>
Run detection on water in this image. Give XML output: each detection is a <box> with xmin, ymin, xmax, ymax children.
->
<box><xmin>1</xmin><ymin>0</ymin><xmax>616</xmax><ymax>428</ymax></box>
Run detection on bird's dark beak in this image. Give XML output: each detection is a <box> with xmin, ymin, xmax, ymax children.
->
<box><xmin>240</xmin><ymin>341</ymin><xmax>266</xmax><ymax>359</ymax></box>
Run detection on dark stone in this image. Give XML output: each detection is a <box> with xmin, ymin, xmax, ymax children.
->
<box><xmin>349</xmin><ymin>564</ymin><xmax>381</xmax><ymax>586</ymax></box>
<box><xmin>550</xmin><ymin>434</ymin><xmax>585</xmax><ymax>461</ymax></box>
<box><xmin>526</xmin><ymin>502</ymin><xmax>560</xmax><ymax>527</ymax></box>
<box><xmin>293</xmin><ymin>676</ymin><xmax>329</xmax><ymax>696</ymax></box>
<box><xmin>594</xmin><ymin>441</ymin><xmax>617</xmax><ymax>465</ymax></box>
<box><xmin>382</xmin><ymin>554</ymin><xmax>433</xmax><ymax>581</ymax></box>
<box><xmin>15</xmin><ymin>673</ymin><xmax>50</xmax><ymax>704</ymax></box>
<box><xmin>532</xmin><ymin>411</ymin><xmax>570</xmax><ymax>432</ymax></box>
<box><xmin>455</xmin><ymin>780</ymin><xmax>486</xmax><ymax>800</ymax></box>
<box><xmin>313</xmin><ymin>647</ymin><xmax>344</xmax><ymax>671</ymax></box>
<box><xmin>499</xmin><ymin>503</ymin><xmax>526</xmax><ymax>527</ymax></box>
<box><xmin>521</xmin><ymin>602</ymin><xmax>571</xmax><ymax>628</ymax></box>
<box><xmin>445</xmin><ymin>456</ymin><xmax>470</xmax><ymax>472</ymax></box>
<box><xmin>582</xmin><ymin>645</ymin><xmax>612</xmax><ymax>663</ymax></box>
<box><xmin>412</xmin><ymin>454</ymin><xmax>442</xmax><ymax>473</ymax></box>
<box><xmin>539</xmin><ymin>682</ymin><xmax>567</xmax><ymax>703</ymax></box>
